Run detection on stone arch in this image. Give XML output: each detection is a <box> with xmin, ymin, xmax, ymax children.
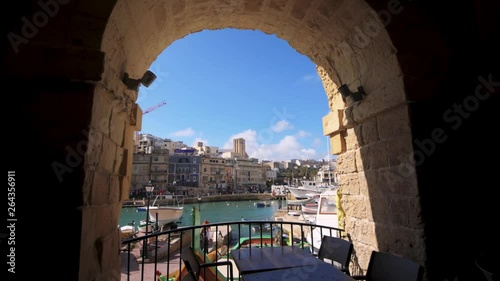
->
<box><xmin>4</xmin><ymin>0</ymin><xmax>498</xmax><ymax>280</ymax></box>
<box><xmin>99</xmin><ymin>0</ymin><xmax>416</xmax><ymax>271</ymax></box>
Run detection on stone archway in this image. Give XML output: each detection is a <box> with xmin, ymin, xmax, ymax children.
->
<box><xmin>95</xmin><ymin>0</ymin><xmax>418</xmax><ymax>279</ymax></box>
<box><xmin>4</xmin><ymin>0</ymin><xmax>498</xmax><ymax>280</ymax></box>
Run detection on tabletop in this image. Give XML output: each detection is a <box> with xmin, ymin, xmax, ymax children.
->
<box><xmin>230</xmin><ymin>246</ymin><xmax>317</xmax><ymax>273</ymax></box>
<box><xmin>230</xmin><ymin>246</ymin><xmax>355</xmax><ymax>281</ymax></box>
<box><xmin>240</xmin><ymin>262</ymin><xmax>355</xmax><ymax>281</ymax></box>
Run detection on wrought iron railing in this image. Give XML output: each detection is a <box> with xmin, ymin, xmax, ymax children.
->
<box><xmin>121</xmin><ymin>220</ymin><xmax>345</xmax><ymax>281</ymax></box>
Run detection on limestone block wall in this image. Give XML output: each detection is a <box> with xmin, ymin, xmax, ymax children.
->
<box><xmin>318</xmin><ymin>63</ymin><xmax>426</xmax><ymax>274</ymax></box>
<box><xmin>79</xmin><ymin>79</ymin><xmax>140</xmax><ymax>280</ymax></box>
<box><xmin>97</xmin><ymin>0</ymin><xmax>427</xmax><ymax>277</ymax></box>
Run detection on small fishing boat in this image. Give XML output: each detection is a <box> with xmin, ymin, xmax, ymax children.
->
<box><xmin>254</xmin><ymin>201</ymin><xmax>271</xmax><ymax>208</ymax></box>
<box><xmin>232</xmin><ymin>235</ymin><xmax>278</xmax><ymax>249</ymax></box>
<box><xmin>137</xmin><ymin>220</ymin><xmax>154</xmax><ymax>233</ymax></box>
<box><xmin>301</xmin><ymin>203</ymin><xmax>319</xmax><ymax>214</ymax></box>
<box><xmin>119</xmin><ymin>225</ymin><xmax>136</xmax><ymax>240</ymax></box>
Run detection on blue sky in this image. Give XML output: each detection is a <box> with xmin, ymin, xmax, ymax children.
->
<box><xmin>136</xmin><ymin>28</ymin><xmax>333</xmax><ymax>162</ymax></box>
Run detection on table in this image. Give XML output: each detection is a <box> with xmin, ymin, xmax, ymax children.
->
<box><xmin>230</xmin><ymin>246</ymin><xmax>355</xmax><ymax>281</ymax></box>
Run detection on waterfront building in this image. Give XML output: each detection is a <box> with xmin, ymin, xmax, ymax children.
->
<box><xmin>200</xmin><ymin>155</ymin><xmax>228</xmax><ymax>193</ymax></box>
<box><xmin>131</xmin><ymin>152</ymin><xmax>170</xmax><ymax>195</ymax></box>
<box><xmin>168</xmin><ymin>150</ymin><xmax>201</xmax><ymax>196</ymax></box>
<box><xmin>196</xmin><ymin>141</ymin><xmax>221</xmax><ymax>157</ymax></box>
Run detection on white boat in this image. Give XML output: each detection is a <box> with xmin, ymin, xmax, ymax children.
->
<box><xmin>119</xmin><ymin>225</ymin><xmax>136</xmax><ymax>240</ymax></box>
<box><xmin>137</xmin><ymin>220</ymin><xmax>154</xmax><ymax>233</ymax></box>
<box><xmin>306</xmin><ymin>189</ymin><xmax>339</xmax><ymax>254</ymax></box>
<box><xmin>137</xmin><ymin>194</ymin><xmax>185</xmax><ymax>226</ymax></box>
<box><xmin>271</xmin><ymin>185</ymin><xmax>288</xmax><ymax>198</ymax></box>
<box><xmin>301</xmin><ymin>203</ymin><xmax>319</xmax><ymax>214</ymax></box>
<box><xmin>286</xmin><ymin>180</ymin><xmax>336</xmax><ymax>199</ymax></box>
<box><xmin>286</xmin><ymin>196</ymin><xmax>318</xmax><ymax>210</ymax></box>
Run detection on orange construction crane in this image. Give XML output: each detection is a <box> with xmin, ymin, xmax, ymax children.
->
<box><xmin>143</xmin><ymin>100</ymin><xmax>166</xmax><ymax>115</ymax></box>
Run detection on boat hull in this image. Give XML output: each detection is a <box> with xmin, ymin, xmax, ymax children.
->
<box><xmin>301</xmin><ymin>203</ymin><xmax>318</xmax><ymax>214</ymax></box>
<box><xmin>119</xmin><ymin>225</ymin><xmax>136</xmax><ymax>240</ymax></box>
<box><xmin>148</xmin><ymin>206</ymin><xmax>184</xmax><ymax>225</ymax></box>
<box><xmin>287</xmin><ymin>187</ymin><xmax>322</xmax><ymax>199</ymax></box>
<box><xmin>306</xmin><ymin>189</ymin><xmax>339</xmax><ymax>254</ymax></box>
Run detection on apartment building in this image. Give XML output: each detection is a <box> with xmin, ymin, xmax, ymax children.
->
<box><xmin>130</xmin><ymin>151</ymin><xmax>169</xmax><ymax>194</ymax></box>
<box><xmin>200</xmin><ymin>155</ymin><xmax>228</xmax><ymax>194</ymax></box>
<box><xmin>168</xmin><ymin>148</ymin><xmax>201</xmax><ymax>196</ymax></box>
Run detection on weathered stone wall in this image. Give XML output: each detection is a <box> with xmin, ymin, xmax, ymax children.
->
<box><xmin>8</xmin><ymin>0</ymin><xmax>426</xmax><ymax>279</ymax></box>
<box><xmin>78</xmin><ymin>80</ymin><xmax>141</xmax><ymax>280</ymax></box>
<box><xmin>95</xmin><ymin>0</ymin><xmax>426</xmax><ymax>278</ymax></box>
<box><xmin>318</xmin><ymin>60</ymin><xmax>425</xmax><ymax>274</ymax></box>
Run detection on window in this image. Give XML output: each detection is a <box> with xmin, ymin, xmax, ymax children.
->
<box><xmin>193</xmin><ymin>168</ymin><xmax>197</xmax><ymax>173</ymax></box>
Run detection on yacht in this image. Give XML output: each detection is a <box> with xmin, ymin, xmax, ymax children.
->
<box><xmin>306</xmin><ymin>189</ymin><xmax>339</xmax><ymax>254</ymax></box>
<box><xmin>286</xmin><ymin>180</ymin><xmax>336</xmax><ymax>199</ymax></box>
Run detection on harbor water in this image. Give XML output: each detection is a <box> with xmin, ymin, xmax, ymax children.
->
<box><xmin>119</xmin><ymin>199</ymin><xmax>280</xmax><ymax>228</ymax></box>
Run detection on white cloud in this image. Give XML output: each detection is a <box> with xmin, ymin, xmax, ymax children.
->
<box><xmin>223</xmin><ymin>132</ymin><xmax>319</xmax><ymax>161</ymax></box>
<box><xmin>297</xmin><ymin>130</ymin><xmax>311</xmax><ymax>138</ymax></box>
<box><xmin>271</xmin><ymin>120</ymin><xmax>293</xmax><ymax>132</ymax></box>
<box><xmin>301</xmin><ymin>73</ymin><xmax>319</xmax><ymax>82</ymax></box>
<box><xmin>311</xmin><ymin>137</ymin><xmax>323</xmax><ymax>148</ymax></box>
<box><xmin>223</xmin><ymin>130</ymin><xmax>258</xmax><ymax>149</ymax></box>
<box><xmin>192</xmin><ymin>137</ymin><xmax>209</xmax><ymax>147</ymax></box>
<box><xmin>171</xmin><ymin>128</ymin><xmax>195</xmax><ymax>137</ymax></box>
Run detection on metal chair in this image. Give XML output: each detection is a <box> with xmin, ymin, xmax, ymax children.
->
<box><xmin>352</xmin><ymin>251</ymin><xmax>424</xmax><ymax>281</ymax></box>
<box><xmin>180</xmin><ymin>246</ymin><xmax>234</xmax><ymax>281</ymax></box>
<box><xmin>317</xmin><ymin>235</ymin><xmax>354</xmax><ymax>275</ymax></box>
<box><xmin>476</xmin><ymin>253</ymin><xmax>495</xmax><ymax>281</ymax></box>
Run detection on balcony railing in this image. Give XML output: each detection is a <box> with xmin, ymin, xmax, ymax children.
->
<box><xmin>121</xmin><ymin>220</ymin><xmax>345</xmax><ymax>281</ymax></box>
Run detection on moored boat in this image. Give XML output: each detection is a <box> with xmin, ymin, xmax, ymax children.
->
<box><xmin>137</xmin><ymin>220</ymin><xmax>154</xmax><ymax>233</ymax></box>
<box><xmin>286</xmin><ymin>195</ymin><xmax>318</xmax><ymax>208</ymax></box>
<box><xmin>254</xmin><ymin>201</ymin><xmax>271</xmax><ymax>208</ymax></box>
<box><xmin>287</xmin><ymin>180</ymin><xmax>336</xmax><ymax>199</ymax></box>
<box><xmin>138</xmin><ymin>194</ymin><xmax>185</xmax><ymax>227</ymax></box>
<box><xmin>119</xmin><ymin>225</ymin><xmax>136</xmax><ymax>240</ymax></box>
<box><xmin>301</xmin><ymin>203</ymin><xmax>319</xmax><ymax>214</ymax></box>
<box><xmin>306</xmin><ymin>189</ymin><xmax>339</xmax><ymax>254</ymax></box>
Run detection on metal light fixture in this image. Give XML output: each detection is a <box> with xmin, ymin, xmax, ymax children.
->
<box><xmin>144</xmin><ymin>181</ymin><xmax>155</xmax><ymax>238</ymax></box>
<box><xmin>122</xmin><ymin>70</ymin><xmax>157</xmax><ymax>90</ymax></box>
<box><xmin>145</xmin><ymin>181</ymin><xmax>155</xmax><ymax>193</ymax></box>
<box><xmin>338</xmin><ymin>84</ymin><xmax>366</xmax><ymax>103</ymax></box>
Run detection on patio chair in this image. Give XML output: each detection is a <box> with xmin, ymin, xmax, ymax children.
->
<box><xmin>180</xmin><ymin>246</ymin><xmax>234</xmax><ymax>281</ymax></box>
<box><xmin>352</xmin><ymin>251</ymin><xmax>424</xmax><ymax>281</ymax></box>
<box><xmin>317</xmin><ymin>235</ymin><xmax>354</xmax><ymax>275</ymax></box>
<box><xmin>475</xmin><ymin>253</ymin><xmax>496</xmax><ymax>281</ymax></box>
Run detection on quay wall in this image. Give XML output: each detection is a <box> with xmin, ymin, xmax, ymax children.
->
<box><xmin>122</xmin><ymin>193</ymin><xmax>276</xmax><ymax>207</ymax></box>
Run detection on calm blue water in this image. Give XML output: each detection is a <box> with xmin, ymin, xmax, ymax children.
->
<box><xmin>119</xmin><ymin>200</ymin><xmax>280</xmax><ymax>228</ymax></box>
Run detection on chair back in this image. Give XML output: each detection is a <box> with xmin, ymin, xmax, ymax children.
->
<box><xmin>365</xmin><ymin>251</ymin><xmax>423</xmax><ymax>281</ymax></box>
<box><xmin>317</xmin><ymin>235</ymin><xmax>354</xmax><ymax>275</ymax></box>
<box><xmin>475</xmin><ymin>253</ymin><xmax>495</xmax><ymax>281</ymax></box>
<box><xmin>180</xmin><ymin>246</ymin><xmax>201</xmax><ymax>278</ymax></box>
